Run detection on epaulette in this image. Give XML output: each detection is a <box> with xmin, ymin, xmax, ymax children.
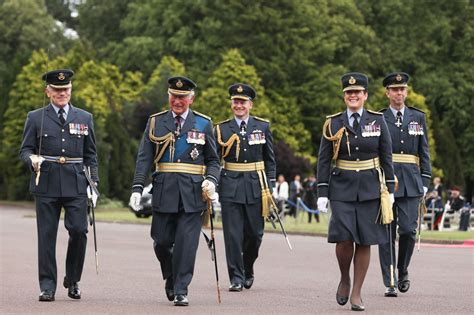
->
<box><xmin>150</xmin><ymin>110</ymin><xmax>167</xmax><ymax>118</ymax></box>
<box><xmin>326</xmin><ymin>112</ymin><xmax>342</xmax><ymax>118</ymax></box>
<box><xmin>408</xmin><ymin>106</ymin><xmax>425</xmax><ymax>114</ymax></box>
<box><xmin>193</xmin><ymin>110</ymin><xmax>211</xmax><ymax>120</ymax></box>
<box><xmin>216</xmin><ymin>118</ymin><xmax>232</xmax><ymax>125</ymax></box>
<box><xmin>367</xmin><ymin>109</ymin><xmax>383</xmax><ymax>115</ymax></box>
<box><xmin>253</xmin><ymin>116</ymin><xmax>270</xmax><ymax>123</ymax></box>
<box><xmin>378</xmin><ymin>108</ymin><xmax>388</xmax><ymax>112</ymax></box>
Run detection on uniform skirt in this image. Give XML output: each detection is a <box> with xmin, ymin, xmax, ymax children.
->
<box><xmin>328</xmin><ymin>199</ymin><xmax>388</xmax><ymax>245</ymax></box>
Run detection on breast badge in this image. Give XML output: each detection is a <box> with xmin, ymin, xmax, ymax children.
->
<box><xmin>361</xmin><ymin>122</ymin><xmax>380</xmax><ymax>137</ymax></box>
<box><xmin>69</xmin><ymin>123</ymin><xmax>89</xmax><ymax>136</ymax></box>
<box><xmin>408</xmin><ymin>121</ymin><xmax>424</xmax><ymax>135</ymax></box>
<box><xmin>248</xmin><ymin>130</ymin><xmax>266</xmax><ymax>145</ymax></box>
<box><xmin>186</xmin><ymin>129</ymin><xmax>206</xmax><ymax>145</ymax></box>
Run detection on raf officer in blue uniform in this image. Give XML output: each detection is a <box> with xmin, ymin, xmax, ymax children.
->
<box><xmin>129</xmin><ymin>76</ymin><xmax>220</xmax><ymax>306</ymax></box>
<box><xmin>215</xmin><ymin>83</ymin><xmax>276</xmax><ymax>292</ymax></box>
<box><xmin>317</xmin><ymin>73</ymin><xmax>395</xmax><ymax>311</ymax></box>
<box><xmin>378</xmin><ymin>72</ymin><xmax>431</xmax><ymax>297</ymax></box>
<box><xmin>19</xmin><ymin>69</ymin><xmax>99</xmax><ymax>302</ymax></box>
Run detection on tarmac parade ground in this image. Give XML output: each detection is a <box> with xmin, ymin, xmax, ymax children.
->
<box><xmin>1</xmin><ymin>205</ymin><xmax>473</xmax><ymax>314</ymax></box>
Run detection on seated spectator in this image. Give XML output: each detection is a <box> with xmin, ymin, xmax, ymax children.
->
<box><xmin>445</xmin><ymin>186</ymin><xmax>470</xmax><ymax>231</ymax></box>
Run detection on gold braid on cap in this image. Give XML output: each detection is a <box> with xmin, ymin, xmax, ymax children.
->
<box><xmin>216</xmin><ymin>124</ymin><xmax>241</xmax><ymax>162</ymax></box>
<box><xmin>322</xmin><ymin>118</ymin><xmax>351</xmax><ymax>160</ymax></box>
<box><xmin>149</xmin><ymin>116</ymin><xmax>176</xmax><ymax>163</ymax></box>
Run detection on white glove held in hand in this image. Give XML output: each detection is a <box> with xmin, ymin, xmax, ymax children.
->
<box><xmin>423</xmin><ymin>186</ymin><xmax>428</xmax><ymax>196</ymax></box>
<box><xmin>389</xmin><ymin>193</ymin><xmax>395</xmax><ymax>206</ymax></box>
<box><xmin>317</xmin><ymin>197</ymin><xmax>329</xmax><ymax>213</ymax></box>
<box><xmin>29</xmin><ymin>155</ymin><xmax>45</xmax><ymax>172</ymax></box>
<box><xmin>201</xmin><ymin>179</ymin><xmax>218</xmax><ymax>201</ymax></box>
<box><xmin>129</xmin><ymin>192</ymin><xmax>142</xmax><ymax>211</ymax></box>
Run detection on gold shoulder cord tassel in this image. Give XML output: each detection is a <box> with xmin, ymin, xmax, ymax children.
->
<box><xmin>216</xmin><ymin>125</ymin><xmax>241</xmax><ymax>162</ymax></box>
<box><xmin>149</xmin><ymin>117</ymin><xmax>175</xmax><ymax>164</ymax></box>
<box><xmin>322</xmin><ymin>118</ymin><xmax>350</xmax><ymax>160</ymax></box>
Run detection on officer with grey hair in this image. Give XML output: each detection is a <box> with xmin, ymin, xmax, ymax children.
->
<box><xmin>129</xmin><ymin>76</ymin><xmax>220</xmax><ymax>306</ymax></box>
<box><xmin>20</xmin><ymin>69</ymin><xmax>99</xmax><ymax>302</ymax></box>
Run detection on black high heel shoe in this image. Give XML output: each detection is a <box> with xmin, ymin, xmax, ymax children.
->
<box><xmin>336</xmin><ymin>282</ymin><xmax>349</xmax><ymax>306</ymax></box>
<box><xmin>351</xmin><ymin>298</ymin><xmax>365</xmax><ymax>311</ymax></box>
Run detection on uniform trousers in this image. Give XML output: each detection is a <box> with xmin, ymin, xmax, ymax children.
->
<box><xmin>378</xmin><ymin>196</ymin><xmax>419</xmax><ymax>287</ymax></box>
<box><xmin>221</xmin><ymin>201</ymin><xmax>264</xmax><ymax>285</ymax></box>
<box><xmin>151</xmin><ymin>196</ymin><xmax>202</xmax><ymax>295</ymax></box>
<box><xmin>35</xmin><ymin>196</ymin><xmax>88</xmax><ymax>291</ymax></box>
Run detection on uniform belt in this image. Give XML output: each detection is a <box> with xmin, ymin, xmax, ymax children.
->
<box><xmin>223</xmin><ymin>161</ymin><xmax>265</xmax><ymax>172</ymax></box>
<box><xmin>156</xmin><ymin>162</ymin><xmax>206</xmax><ymax>175</ymax></box>
<box><xmin>42</xmin><ymin>156</ymin><xmax>83</xmax><ymax>164</ymax></box>
<box><xmin>392</xmin><ymin>153</ymin><xmax>419</xmax><ymax>165</ymax></box>
<box><xmin>336</xmin><ymin>157</ymin><xmax>380</xmax><ymax>171</ymax></box>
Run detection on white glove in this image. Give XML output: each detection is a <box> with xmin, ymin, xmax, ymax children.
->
<box><xmin>317</xmin><ymin>197</ymin><xmax>329</xmax><ymax>213</ymax></box>
<box><xmin>423</xmin><ymin>186</ymin><xmax>428</xmax><ymax>196</ymax></box>
<box><xmin>389</xmin><ymin>193</ymin><xmax>395</xmax><ymax>206</ymax></box>
<box><xmin>129</xmin><ymin>192</ymin><xmax>142</xmax><ymax>211</ymax></box>
<box><xmin>210</xmin><ymin>192</ymin><xmax>219</xmax><ymax>202</ymax></box>
<box><xmin>29</xmin><ymin>155</ymin><xmax>45</xmax><ymax>172</ymax></box>
<box><xmin>87</xmin><ymin>185</ymin><xmax>99</xmax><ymax>208</ymax></box>
<box><xmin>201</xmin><ymin>179</ymin><xmax>217</xmax><ymax>200</ymax></box>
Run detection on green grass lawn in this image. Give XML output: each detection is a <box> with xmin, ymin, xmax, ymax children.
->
<box><xmin>2</xmin><ymin>201</ymin><xmax>473</xmax><ymax>242</ymax></box>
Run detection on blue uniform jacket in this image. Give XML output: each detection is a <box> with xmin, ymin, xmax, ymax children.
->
<box><xmin>216</xmin><ymin>116</ymin><xmax>276</xmax><ymax>204</ymax></box>
<box><xmin>381</xmin><ymin>106</ymin><xmax>431</xmax><ymax>197</ymax></box>
<box><xmin>317</xmin><ymin>109</ymin><xmax>395</xmax><ymax>201</ymax></box>
<box><xmin>19</xmin><ymin>104</ymin><xmax>99</xmax><ymax>197</ymax></box>
<box><xmin>132</xmin><ymin>109</ymin><xmax>220</xmax><ymax>213</ymax></box>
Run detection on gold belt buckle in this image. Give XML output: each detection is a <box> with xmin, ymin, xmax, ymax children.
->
<box><xmin>58</xmin><ymin>156</ymin><xmax>66</xmax><ymax>164</ymax></box>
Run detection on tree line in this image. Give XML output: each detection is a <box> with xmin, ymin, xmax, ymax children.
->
<box><xmin>1</xmin><ymin>0</ymin><xmax>472</xmax><ymax>203</ymax></box>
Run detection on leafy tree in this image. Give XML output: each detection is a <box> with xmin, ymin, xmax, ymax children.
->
<box><xmin>0</xmin><ymin>0</ymin><xmax>70</xmax><ymax>129</ymax></box>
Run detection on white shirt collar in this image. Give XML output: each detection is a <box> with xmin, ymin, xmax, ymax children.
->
<box><xmin>389</xmin><ymin>105</ymin><xmax>405</xmax><ymax>118</ymax></box>
<box><xmin>51</xmin><ymin>103</ymin><xmax>70</xmax><ymax>115</ymax></box>
<box><xmin>234</xmin><ymin>116</ymin><xmax>249</xmax><ymax>126</ymax></box>
<box><xmin>172</xmin><ymin>109</ymin><xmax>189</xmax><ymax>120</ymax></box>
<box><xmin>346</xmin><ymin>107</ymin><xmax>364</xmax><ymax>121</ymax></box>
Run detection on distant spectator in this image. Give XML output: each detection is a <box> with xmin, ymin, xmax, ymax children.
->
<box><xmin>303</xmin><ymin>175</ymin><xmax>319</xmax><ymax>223</ymax></box>
<box><xmin>426</xmin><ymin>177</ymin><xmax>444</xmax><ymax>208</ymax></box>
<box><xmin>288</xmin><ymin>174</ymin><xmax>302</xmax><ymax>218</ymax></box>
<box><xmin>273</xmin><ymin>174</ymin><xmax>289</xmax><ymax>216</ymax></box>
<box><xmin>444</xmin><ymin>186</ymin><xmax>469</xmax><ymax>231</ymax></box>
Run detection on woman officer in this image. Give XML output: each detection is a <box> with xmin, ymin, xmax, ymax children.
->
<box><xmin>316</xmin><ymin>72</ymin><xmax>395</xmax><ymax>311</ymax></box>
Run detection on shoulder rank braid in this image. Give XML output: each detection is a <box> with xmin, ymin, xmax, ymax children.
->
<box><xmin>216</xmin><ymin>124</ymin><xmax>241</xmax><ymax>162</ymax></box>
<box><xmin>322</xmin><ymin>117</ymin><xmax>351</xmax><ymax>160</ymax></box>
<box><xmin>148</xmin><ymin>116</ymin><xmax>176</xmax><ymax>163</ymax></box>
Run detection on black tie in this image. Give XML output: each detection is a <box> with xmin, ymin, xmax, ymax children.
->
<box><xmin>396</xmin><ymin>111</ymin><xmax>403</xmax><ymax>128</ymax></box>
<box><xmin>240</xmin><ymin>120</ymin><xmax>247</xmax><ymax>135</ymax></box>
<box><xmin>58</xmin><ymin>108</ymin><xmax>66</xmax><ymax>125</ymax></box>
<box><xmin>352</xmin><ymin>113</ymin><xmax>360</xmax><ymax>131</ymax></box>
<box><xmin>175</xmin><ymin>115</ymin><xmax>182</xmax><ymax>135</ymax></box>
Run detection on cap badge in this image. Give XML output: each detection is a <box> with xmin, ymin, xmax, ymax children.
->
<box><xmin>176</xmin><ymin>80</ymin><xmax>183</xmax><ymax>88</ymax></box>
<box><xmin>237</xmin><ymin>85</ymin><xmax>243</xmax><ymax>93</ymax></box>
<box><xmin>348</xmin><ymin>76</ymin><xmax>356</xmax><ymax>84</ymax></box>
<box><xmin>396</xmin><ymin>74</ymin><xmax>402</xmax><ymax>81</ymax></box>
<box><xmin>58</xmin><ymin>73</ymin><xmax>65</xmax><ymax>81</ymax></box>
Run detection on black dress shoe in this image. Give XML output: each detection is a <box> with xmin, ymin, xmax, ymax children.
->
<box><xmin>173</xmin><ymin>294</ymin><xmax>189</xmax><ymax>306</ymax></box>
<box><xmin>229</xmin><ymin>283</ymin><xmax>243</xmax><ymax>292</ymax></box>
<box><xmin>243</xmin><ymin>276</ymin><xmax>254</xmax><ymax>289</ymax></box>
<box><xmin>165</xmin><ymin>277</ymin><xmax>174</xmax><ymax>301</ymax></box>
<box><xmin>63</xmin><ymin>277</ymin><xmax>81</xmax><ymax>299</ymax></box>
<box><xmin>384</xmin><ymin>286</ymin><xmax>398</xmax><ymax>297</ymax></box>
<box><xmin>336</xmin><ymin>281</ymin><xmax>349</xmax><ymax>305</ymax></box>
<box><xmin>398</xmin><ymin>273</ymin><xmax>410</xmax><ymax>293</ymax></box>
<box><xmin>38</xmin><ymin>290</ymin><xmax>55</xmax><ymax>302</ymax></box>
